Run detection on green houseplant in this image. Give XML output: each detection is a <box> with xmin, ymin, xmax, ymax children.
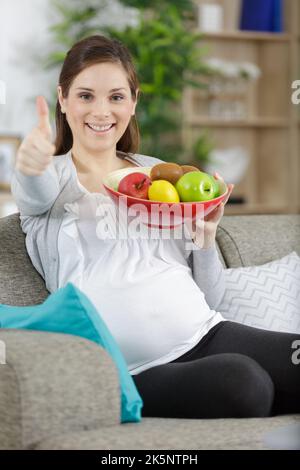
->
<box><xmin>45</xmin><ymin>0</ymin><xmax>212</xmax><ymax>162</ymax></box>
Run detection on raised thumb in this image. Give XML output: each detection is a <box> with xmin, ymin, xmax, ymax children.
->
<box><xmin>36</xmin><ymin>95</ymin><xmax>52</xmax><ymax>139</ymax></box>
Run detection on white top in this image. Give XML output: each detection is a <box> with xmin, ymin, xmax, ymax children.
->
<box><xmin>57</xmin><ymin>175</ymin><xmax>225</xmax><ymax>375</ymax></box>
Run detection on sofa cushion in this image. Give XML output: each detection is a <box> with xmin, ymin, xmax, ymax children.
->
<box><xmin>0</xmin><ymin>282</ymin><xmax>143</xmax><ymax>423</ymax></box>
<box><xmin>32</xmin><ymin>415</ymin><xmax>300</xmax><ymax>450</ymax></box>
<box><xmin>218</xmin><ymin>251</ymin><xmax>300</xmax><ymax>333</ymax></box>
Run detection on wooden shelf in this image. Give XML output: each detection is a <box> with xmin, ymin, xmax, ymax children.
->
<box><xmin>182</xmin><ymin>0</ymin><xmax>300</xmax><ymax>215</ymax></box>
<box><xmin>194</xmin><ymin>30</ymin><xmax>292</xmax><ymax>42</ymax></box>
<box><xmin>184</xmin><ymin>118</ymin><xmax>289</xmax><ymax>128</ymax></box>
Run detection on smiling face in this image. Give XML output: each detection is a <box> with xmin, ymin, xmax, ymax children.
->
<box><xmin>57</xmin><ymin>62</ymin><xmax>138</xmax><ymax>158</ymax></box>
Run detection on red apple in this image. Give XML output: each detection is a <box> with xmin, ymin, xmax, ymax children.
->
<box><xmin>118</xmin><ymin>172</ymin><xmax>152</xmax><ymax>199</ymax></box>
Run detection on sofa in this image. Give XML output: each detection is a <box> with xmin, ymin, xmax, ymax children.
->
<box><xmin>0</xmin><ymin>212</ymin><xmax>299</xmax><ymax>450</ymax></box>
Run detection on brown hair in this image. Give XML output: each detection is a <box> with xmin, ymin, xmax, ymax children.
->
<box><xmin>54</xmin><ymin>34</ymin><xmax>140</xmax><ymax>156</ymax></box>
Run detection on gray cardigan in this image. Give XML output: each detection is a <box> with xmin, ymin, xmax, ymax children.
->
<box><xmin>10</xmin><ymin>149</ymin><xmax>225</xmax><ymax>310</ymax></box>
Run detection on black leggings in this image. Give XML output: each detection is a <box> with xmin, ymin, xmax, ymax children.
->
<box><xmin>132</xmin><ymin>321</ymin><xmax>300</xmax><ymax>419</ymax></box>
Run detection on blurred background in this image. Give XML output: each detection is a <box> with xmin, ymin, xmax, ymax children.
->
<box><xmin>0</xmin><ymin>0</ymin><xmax>299</xmax><ymax>217</ymax></box>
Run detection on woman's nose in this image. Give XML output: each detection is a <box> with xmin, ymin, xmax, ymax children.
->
<box><xmin>91</xmin><ymin>99</ymin><xmax>111</xmax><ymax>117</ymax></box>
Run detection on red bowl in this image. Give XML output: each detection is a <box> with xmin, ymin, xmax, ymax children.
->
<box><xmin>102</xmin><ymin>166</ymin><xmax>229</xmax><ymax>229</ymax></box>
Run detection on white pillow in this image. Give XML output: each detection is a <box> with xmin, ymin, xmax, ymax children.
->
<box><xmin>218</xmin><ymin>252</ymin><xmax>300</xmax><ymax>333</ymax></box>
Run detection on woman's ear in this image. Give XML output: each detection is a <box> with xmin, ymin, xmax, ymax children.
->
<box><xmin>132</xmin><ymin>88</ymin><xmax>139</xmax><ymax>115</ymax></box>
<box><xmin>57</xmin><ymin>86</ymin><xmax>65</xmax><ymax>113</ymax></box>
<box><xmin>57</xmin><ymin>86</ymin><xmax>62</xmax><ymax>104</ymax></box>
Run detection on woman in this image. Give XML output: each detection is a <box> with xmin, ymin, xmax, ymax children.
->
<box><xmin>12</xmin><ymin>34</ymin><xmax>300</xmax><ymax>419</ymax></box>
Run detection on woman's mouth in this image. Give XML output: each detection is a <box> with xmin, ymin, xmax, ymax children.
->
<box><xmin>86</xmin><ymin>123</ymin><xmax>116</xmax><ymax>134</ymax></box>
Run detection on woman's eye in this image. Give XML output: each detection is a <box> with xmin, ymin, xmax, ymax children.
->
<box><xmin>79</xmin><ymin>94</ymin><xmax>92</xmax><ymax>101</ymax></box>
<box><xmin>112</xmin><ymin>95</ymin><xmax>124</xmax><ymax>101</ymax></box>
<box><xmin>78</xmin><ymin>94</ymin><xmax>124</xmax><ymax>101</ymax></box>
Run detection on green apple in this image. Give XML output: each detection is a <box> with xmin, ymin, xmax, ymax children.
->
<box><xmin>175</xmin><ymin>171</ymin><xmax>217</xmax><ymax>202</ymax></box>
<box><xmin>209</xmin><ymin>175</ymin><xmax>220</xmax><ymax>198</ymax></box>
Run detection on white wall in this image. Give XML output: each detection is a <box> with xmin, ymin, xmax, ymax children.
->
<box><xmin>0</xmin><ymin>0</ymin><xmax>139</xmax><ymax>139</ymax></box>
<box><xmin>0</xmin><ymin>0</ymin><xmax>59</xmax><ymax>137</ymax></box>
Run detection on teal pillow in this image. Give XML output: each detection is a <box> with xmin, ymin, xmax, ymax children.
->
<box><xmin>0</xmin><ymin>282</ymin><xmax>143</xmax><ymax>423</ymax></box>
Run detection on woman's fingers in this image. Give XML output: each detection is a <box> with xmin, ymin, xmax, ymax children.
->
<box><xmin>213</xmin><ymin>171</ymin><xmax>224</xmax><ymax>182</ymax></box>
<box><xmin>224</xmin><ymin>183</ymin><xmax>234</xmax><ymax>205</ymax></box>
<box><xmin>205</xmin><ymin>202</ymin><xmax>224</xmax><ymax>223</ymax></box>
<box><xmin>15</xmin><ymin>99</ymin><xmax>55</xmax><ymax>177</ymax></box>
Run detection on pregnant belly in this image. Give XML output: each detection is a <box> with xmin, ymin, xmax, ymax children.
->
<box><xmin>80</xmin><ymin>267</ymin><xmax>214</xmax><ymax>366</ymax></box>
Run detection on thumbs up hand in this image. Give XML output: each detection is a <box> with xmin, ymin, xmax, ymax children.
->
<box><xmin>37</xmin><ymin>95</ymin><xmax>53</xmax><ymax>140</ymax></box>
<box><xmin>15</xmin><ymin>96</ymin><xmax>56</xmax><ymax>176</ymax></box>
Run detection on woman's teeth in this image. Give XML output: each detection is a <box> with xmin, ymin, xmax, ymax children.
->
<box><xmin>87</xmin><ymin>123</ymin><xmax>114</xmax><ymax>132</ymax></box>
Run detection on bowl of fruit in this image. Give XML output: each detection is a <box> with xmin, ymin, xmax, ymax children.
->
<box><xmin>102</xmin><ymin>163</ymin><xmax>229</xmax><ymax>229</ymax></box>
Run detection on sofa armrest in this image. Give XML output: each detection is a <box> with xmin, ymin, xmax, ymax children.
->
<box><xmin>217</xmin><ymin>214</ymin><xmax>300</xmax><ymax>268</ymax></box>
<box><xmin>0</xmin><ymin>329</ymin><xmax>120</xmax><ymax>450</ymax></box>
